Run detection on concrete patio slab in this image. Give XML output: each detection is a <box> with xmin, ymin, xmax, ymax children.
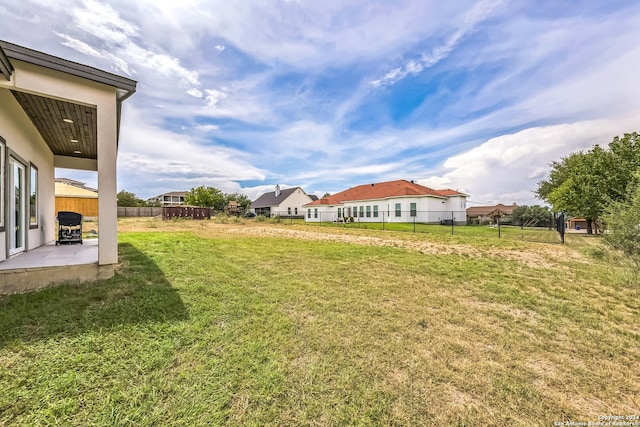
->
<box><xmin>0</xmin><ymin>239</ymin><xmax>115</xmax><ymax>295</ymax></box>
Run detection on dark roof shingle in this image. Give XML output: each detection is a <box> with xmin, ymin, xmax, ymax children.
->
<box><xmin>251</xmin><ymin>187</ymin><xmax>303</xmax><ymax>208</ymax></box>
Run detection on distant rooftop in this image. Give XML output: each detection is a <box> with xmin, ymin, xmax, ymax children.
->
<box><xmin>306</xmin><ymin>180</ymin><xmax>467</xmax><ymax>206</ymax></box>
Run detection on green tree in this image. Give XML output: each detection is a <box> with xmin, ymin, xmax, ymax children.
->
<box><xmin>537</xmin><ymin>133</ymin><xmax>640</xmax><ymax>234</ymax></box>
<box><xmin>603</xmin><ymin>178</ymin><xmax>640</xmax><ymax>280</ymax></box>
<box><xmin>185</xmin><ymin>186</ymin><xmax>226</xmax><ymax>210</ymax></box>
<box><xmin>608</xmin><ymin>132</ymin><xmax>640</xmax><ymax>197</ymax></box>
<box><xmin>117</xmin><ymin>190</ymin><xmax>145</xmax><ymax>207</ymax></box>
<box><xmin>512</xmin><ymin>205</ymin><xmax>552</xmax><ymax>227</ymax></box>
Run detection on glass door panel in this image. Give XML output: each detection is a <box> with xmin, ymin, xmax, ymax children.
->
<box><xmin>9</xmin><ymin>157</ymin><xmax>26</xmax><ymax>256</ymax></box>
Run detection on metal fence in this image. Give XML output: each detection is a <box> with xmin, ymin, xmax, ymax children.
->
<box><xmin>302</xmin><ymin>210</ymin><xmax>465</xmax><ymax>226</ymax></box>
<box><xmin>256</xmin><ymin>210</ymin><xmax>563</xmax><ymax>244</ymax></box>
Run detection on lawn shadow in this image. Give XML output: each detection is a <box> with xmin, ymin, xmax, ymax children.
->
<box><xmin>0</xmin><ymin>243</ymin><xmax>189</xmax><ymax>348</ymax></box>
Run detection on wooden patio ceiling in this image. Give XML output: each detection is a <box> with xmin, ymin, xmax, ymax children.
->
<box><xmin>11</xmin><ymin>90</ymin><xmax>97</xmax><ymax>159</ymax></box>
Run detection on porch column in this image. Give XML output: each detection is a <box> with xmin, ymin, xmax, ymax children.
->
<box><xmin>97</xmin><ymin>96</ymin><xmax>118</xmax><ymax>265</ymax></box>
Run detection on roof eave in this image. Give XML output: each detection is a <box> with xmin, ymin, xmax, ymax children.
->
<box><xmin>0</xmin><ymin>45</ymin><xmax>14</xmax><ymax>81</ymax></box>
<box><xmin>0</xmin><ymin>40</ymin><xmax>137</xmax><ymax>98</ymax></box>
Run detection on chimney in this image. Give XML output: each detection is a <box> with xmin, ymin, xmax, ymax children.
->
<box><xmin>275</xmin><ymin>185</ymin><xmax>281</xmax><ymax>197</ymax></box>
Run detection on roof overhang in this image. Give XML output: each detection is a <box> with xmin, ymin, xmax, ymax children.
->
<box><xmin>0</xmin><ymin>44</ymin><xmax>13</xmax><ymax>81</ymax></box>
<box><xmin>0</xmin><ymin>41</ymin><xmax>136</xmax><ymax>98</ymax></box>
<box><xmin>0</xmin><ymin>40</ymin><xmax>137</xmax><ymax>163</ymax></box>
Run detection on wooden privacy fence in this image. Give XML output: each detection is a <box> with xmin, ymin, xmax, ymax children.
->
<box><xmin>117</xmin><ymin>207</ymin><xmax>163</xmax><ymax>217</ymax></box>
<box><xmin>163</xmin><ymin>206</ymin><xmax>211</xmax><ymax>220</ymax></box>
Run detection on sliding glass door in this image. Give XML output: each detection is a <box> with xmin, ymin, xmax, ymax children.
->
<box><xmin>8</xmin><ymin>157</ymin><xmax>26</xmax><ymax>256</ymax></box>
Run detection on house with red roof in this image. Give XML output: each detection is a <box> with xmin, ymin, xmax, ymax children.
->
<box><xmin>304</xmin><ymin>180</ymin><xmax>468</xmax><ymax>224</ymax></box>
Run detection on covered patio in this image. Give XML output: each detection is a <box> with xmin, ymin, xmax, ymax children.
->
<box><xmin>0</xmin><ymin>40</ymin><xmax>136</xmax><ymax>294</ymax></box>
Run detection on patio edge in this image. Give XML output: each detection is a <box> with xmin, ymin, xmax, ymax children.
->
<box><xmin>0</xmin><ymin>263</ymin><xmax>115</xmax><ymax>295</ymax></box>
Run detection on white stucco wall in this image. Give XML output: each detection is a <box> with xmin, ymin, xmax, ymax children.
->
<box><xmin>275</xmin><ymin>188</ymin><xmax>313</xmax><ymax>216</ymax></box>
<box><xmin>0</xmin><ymin>88</ymin><xmax>55</xmax><ymax>260</ymax></box>
<box><xmin>0</xmin><ymin>59</ymin><xmax>121</xmax><ymax>265</ymax></box>
<box><xmin>304</xmin><ymin>204</ymin><xmax>336</xmax><ymax>222</ymax></box>
<box><xmin>304</xmin><ymin>195</ymin><xmax>468</xmax><ymax>224</ymax></box>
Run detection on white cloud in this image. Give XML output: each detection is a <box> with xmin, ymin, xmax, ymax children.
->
<box><xmin>214</xmin><ymin>44</ymin><xmax>225</xmax><ymax>51</ymax></box>
<box><xmin>204</xmin><ymin>89</ymin><xmax>227</xmax><ymax>107</ymax></box>
<box><xmin>193</xmin><ymin>124</ymin><xmax>220</xmax><ymax>132</ymax></box>
<box><xmin>47</xmin><ymin>1</ymin><xmax>206</xmax><ymax>98</ymax></box>
<box><xmin>372</xmin><ymin>0</ymin><xmax>504</xmax><ymax>87</ymax></box>
<box><xmin>71</xmin><ymin>0</ymin><xmax>138</xmax><ymax>45</ymax></box>
<box><xmin>117</xmin><ymin>106</ymin><xmax>265</xmax><ymax>196</ymax></box>
<box><xmin>420</xmin><ymin>114</ymin><xmax>640</xmax><ymax>205</ymax></box>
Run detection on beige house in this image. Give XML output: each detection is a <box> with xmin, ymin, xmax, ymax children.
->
<box><xmin>466</xmin><ymin>203</ymin><xmax>518</xmax><ymax>225</ymax></box>
<box><xmin>0</xmin><ymin>40</ymin><xmax>136</xmax><ymax>290</ymax></box>
<box><xmin>147</xmin><ymin>191</ymin><xmax>187</xmax><ymax>207</ymax></box>
<box><xmin>251</xmin><ymin>185</ymin><xmax>317</xmax><ymax>217</ymax></box>
<box><xmin>55</xmin><ymin>179</ymin><xmax>99</xmax><ymax>218</ymax></box>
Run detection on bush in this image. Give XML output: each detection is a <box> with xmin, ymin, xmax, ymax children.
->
<box><xmin>603</xmin><ymin>181</ymin><xmax>640</xmax><ymax>281</ymax></box>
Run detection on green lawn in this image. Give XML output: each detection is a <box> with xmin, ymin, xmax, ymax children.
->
<box><xmin>1</xmin><ymin>222</ymin><xmax>638</xmax><ymax>425</ymax></box>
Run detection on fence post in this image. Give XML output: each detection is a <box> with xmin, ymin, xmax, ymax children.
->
<box><xmin>451</xmin><ymin>211</ymin><xmax>454</xmax><ymax>235</ymax></box>
<box><xmin>498</xmin><ymin>215</ymin><xmax>501</xmax><ymax>238</ymax></box>
<box><xmin>382</xmin><ymin>211</ymin><xmax>385</xmax><ymax>230</ymax></box>
<box><xmin>413</xmin><ymin>214</ymin><xmax>416</xmax><ymax>232</ymax></box>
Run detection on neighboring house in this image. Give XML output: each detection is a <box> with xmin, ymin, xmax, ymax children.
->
<box><xmin>0</xmin><ymin>40</ymin><xmax>136</xmax><ymax>269</ymax></box>
<box><xmin>251</xmin><ymin>185</ymin><xmax>316</xmax><ymax>217</ymax></box>
<box><xmin>147</xmin><ymin>191</ymin><xmax>187</xmax><ymax>207</ymax></box>
<box><xmin>304</xmin><ymin>180</ymin><xmax>468</xmax><ymax>224</ymax></box>
<box><xmin>566</xmin><ymin>217</ymin><xmax>588</xmax><ymax>230</ymax></box>
<box><xmin>466</xmin><ymin>203</ymin><xmax>518</xmax><ymax>225</ymax></box>
<box><xmin>227</xmin><ymin>200</ymin><xmax>240</xmax><ymax>216</ymax></box>
<box><xmin>55</xmin><ymin>178</ymin><xmax>98</xmax><ymax>218</ymax></box>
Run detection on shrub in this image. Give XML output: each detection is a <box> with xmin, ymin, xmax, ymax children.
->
<box><xmin>603</xmin><ymin>181</ymin><xmax>640</xmax><ymax>282</ymax></box>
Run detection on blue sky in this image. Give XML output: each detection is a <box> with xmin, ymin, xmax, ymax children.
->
<box><xmin>2</xmin><ymin>0</ymin><xmax>639</xmax><ymax>204</ymax></box>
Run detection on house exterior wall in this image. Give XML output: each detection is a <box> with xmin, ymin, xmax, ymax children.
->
<box><xmin>273</xmin><ymin>188</ymin><xmax>312</xmax><ymax>216</ymax></box>
<box><xmin>147</xmin><ymin>193</ymin><xmax>186</xmax><ymax>207</ymax></box>
<box><xmin>305</xmin><ymin>195</ymin><xmax>467</xmax><ymax>224</ymax></box>
<box><xmin>0</xmin><ymin>87</ymin><xmax>56</xmax><ymax>260</ymax></box>
<box><xmin>0</xmin><ymin>58</ymin><xmax>120</xmax><ymax>265</ymax></box>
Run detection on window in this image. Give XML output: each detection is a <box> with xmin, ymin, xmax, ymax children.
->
<box><xmin>338</xmin><ymin>208</ymin><xmax>342</xmax><ymax>218</ymax></box>
<box><xmin>373</xmin><ymin>205</ymin><xmax>378</xmax><ymax>218</ymax></box>
<box><xmin>395</xmin><ymin>203</ymin><xmax>401</xmax><ymax>217</ymax></box>
<box><xmin>0</xmin><ymin>137</ymin><xmax>4</xmax><ymax>229</ymax></box>
<box><xmin>366</xmin><ymin>206</ymin><xmax>371</xmax><ymax>217</ymax></box>
<box><xmin>410</xmin><ymin>202</ymin><xmax>416</xmax><ymax>217</ymax></box>
<box><xmin>295</xmin><ymin>207</ymin><xmax>298</xmax><ymax>215</ymax></box>
<box><xmin>307</xmin><ymin>209</ymin><xmax>311</xmax><ymax>218</ymax></box>
<box><xmin>30</xmin><ymin>164</ymin><xmax>38</xmax><ymax>228</ymax></box>
<box><xmin>288</xmin><ymin>207</ymin><xmax>291</xmax><ymax>215</ymax></box>
<box><xmin>359</xmin><ymin>206</ymin><xmax>364</xmax><ymax>217</ymax></box>
<box><xmin>353</xmin><ymin>207</ymin><xmax>357</xmax><ymax>218</ymax></box>
<box><xmin>314</xmin><ymin>208</ymin><xmax>318</xmax><ymax>218</ymax></box>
